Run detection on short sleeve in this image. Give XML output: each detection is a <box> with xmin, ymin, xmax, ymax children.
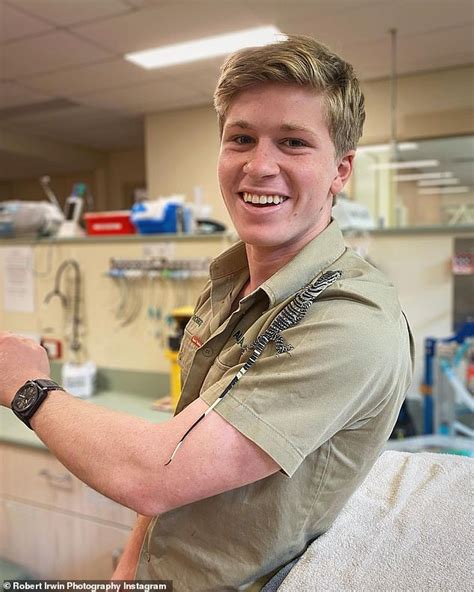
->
<box><xmin>200</xmin><ymin>298</ymin><xmax>413</xmax><ymax>477</ymax></box>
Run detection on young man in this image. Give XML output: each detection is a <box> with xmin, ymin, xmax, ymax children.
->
<box><xmin>0</xmin><ymin>36</ymin><xmax>413</xmax><ymax>590</ymax></box>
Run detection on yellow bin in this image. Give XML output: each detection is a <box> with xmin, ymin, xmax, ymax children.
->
<box><xmin>165</xmin><ymin>349</ymin><xmax>181</xmax><ymax>410</ymax></box>
<box><xmin>167</xmin><ymin>306</ymin><xmax>194</xmax><ymax>410</ymax></box>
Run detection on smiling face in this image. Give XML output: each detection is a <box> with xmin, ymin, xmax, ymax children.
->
<box><xmin>218</xmin><ymin>82</ymin><xmax>354</xmax><ymax>257</ymax></box>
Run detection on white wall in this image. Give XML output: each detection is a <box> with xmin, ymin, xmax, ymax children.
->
<box><xmin>145</xmin><ymin>106</ymin><xmax>228</xmax><ymax>226</ymax></box>
<box><xmin>346</xmin><ymin>231</ymin><xmax>473</xmax><ymax>399</ymax></box>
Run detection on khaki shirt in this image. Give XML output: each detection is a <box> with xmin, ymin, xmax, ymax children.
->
<box><xmin>137</xmin><ymin>220</ymin><xmax>414</xmax><ymax>590</ymax></box>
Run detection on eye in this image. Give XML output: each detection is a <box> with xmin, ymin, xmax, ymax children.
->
<box><xmin>282</xmin><ymin>138</ymin><xmax>308</xmax><ymax>148</ymax></box>
<box><xmin>232</xmin><ymin>135</ymin><xmax>254</xmax><ymax>145</ymax></box>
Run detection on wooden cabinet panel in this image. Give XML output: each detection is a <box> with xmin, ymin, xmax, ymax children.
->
<box><xmin>1</xmin><ymin>498</ymin><xmax>130</xmax><ymax>579</ymax></box>
<box><xmin>0</xmin><ymin>443</ymin><xmax>135</xmax><ymax>527</ymax></box>
<box><xmin>0</xmin><ymin>499</ymin><xmax>8</xmax><ymax>560</ymax></box>
<box><xmin>0</xmin><ymin>443</ymin><xmax>136</xmax><ymax>578</ymax></box>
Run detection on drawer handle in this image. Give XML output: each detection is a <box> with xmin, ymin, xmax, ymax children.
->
<box><xmin>38</xmin><ymin>468</ymin><xmax>73</xmax><ymax>485</ymax></box>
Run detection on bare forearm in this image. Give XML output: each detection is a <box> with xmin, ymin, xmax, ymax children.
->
<box><xmin>30</xmin><ymin>390</ymin><xmax>170</xmax><ymax>514</ymax></box>
<box><xmin>0</xmin><ymin>333</ymin><xmax>166</xmax><ymax>512</ymax></box>
<box><xmin>111</xmin><ymin>515</ymin><xmax>153</xmax><ymax>580</ymax></box>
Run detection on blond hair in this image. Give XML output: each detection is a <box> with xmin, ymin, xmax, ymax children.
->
<box><xmin>214</xmin><ymin>35</ymin><xmax>365</xmax><ymax>158</ymax></box>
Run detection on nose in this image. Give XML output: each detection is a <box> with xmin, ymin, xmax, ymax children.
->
<box><xmin>243</xmin><ymin>141</ymin><xmax>280</xmax><ymax>178</ymax></box>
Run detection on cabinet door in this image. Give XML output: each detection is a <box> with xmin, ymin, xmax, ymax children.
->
<box><xmin>1</xmin><ymin>498</ymin><xmax>131</xmax><ymax>579</ymax></box>
<box><xmin>0</xmin><ymin>443</ymin><xmax>135</xmax><ymax>528</ymax></box>
<box><xmin>0</xmin><ymin>498</ymin><xmax>8</xmax><ymax>560</ymax></box>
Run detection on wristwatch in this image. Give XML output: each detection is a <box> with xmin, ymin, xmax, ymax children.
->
<box><xmin>11</xmin><ymin>379</ymin><xmax>64</xmax><ymax>430</ymax></box>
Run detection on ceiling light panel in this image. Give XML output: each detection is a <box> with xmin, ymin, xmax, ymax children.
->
<box><xmin>371</xmin><ymin>160</ymin><xmax>440</xmax><ymax>170</ymax></box>
<box><xmin>125</xmin><ymin>26</ymin><xmax>285</xmax><ymax>69</ymax></box>
<box><xmin>418</xmin><ymin>186</ymin><xmax>470</xmax><ymax>195</ymax></box>
<box><xmin>417</xmin><ymin>178</ymin><xmax>460</xmax><ymax>187</ymax></box>
<box><xmin>396</xmin><ymin>172</ymin><xmax>454</xmax><ymax>182</ymax></box>
<box><xmin>357</xmin><ymin>142</ymin><xmax>418</xmax><ymax>154</ymax></box>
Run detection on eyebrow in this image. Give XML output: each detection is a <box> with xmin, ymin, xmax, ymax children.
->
<box><xmin>225</xmin><ymin>120</ymin><xmax>254</xmax><ymax>130</ymax></box>
<box><xmin>225</xmin><ymin>120</ymin><xmax>318</xmax><ymax>138</ymax></box>
<box><xmin>280</xmin><ymin>123</ymin><xmax>317</xmax><ymax>136</ymax></box>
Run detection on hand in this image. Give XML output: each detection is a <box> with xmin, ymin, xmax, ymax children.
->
<box><xmin>110</xmin><ymin>515</ymin><xmax>152</xmax><ymax>581</ymax></box>
<box><xmin>110</xmin><ymin>544</ymin><xmax>139</xmax><ymax>581</ymax></box>
<box><xmin>0</xmin><ymin>332</ymin><xmax>51</xmax><ymax>407</ymax></box>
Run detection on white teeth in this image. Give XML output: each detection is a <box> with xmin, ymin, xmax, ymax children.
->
<box><xmin>242</xmin><ymin>192</ymin><xmax>287</xmax><ymax>205</ymax></box>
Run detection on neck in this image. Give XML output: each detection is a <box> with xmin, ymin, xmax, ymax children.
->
<box><xmin>242</xmin><ymin>246</ymin><xmax>294</xmax><ymax>295</ymax></box>
<box><xmin>243</xmin><ymin>221</ymin><xmax>330</xmax><ymax>296</ymax></box>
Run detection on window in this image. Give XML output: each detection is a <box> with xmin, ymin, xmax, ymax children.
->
<box><xmin>349</xmin><ymin>135</ymin><xmax>474</xmax><ymax>228</ymax></box>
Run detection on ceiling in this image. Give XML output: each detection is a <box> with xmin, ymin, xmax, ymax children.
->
<box><xmin>0</xmin><ymin>0</ymin><xmax>473</xmax><ymax>179</ymax></box>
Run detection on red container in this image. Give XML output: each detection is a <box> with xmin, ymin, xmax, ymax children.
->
<box><xmin>84</xmin><ymin>211</ymin><xmax>136</xmax><ymax>236</ymax></box>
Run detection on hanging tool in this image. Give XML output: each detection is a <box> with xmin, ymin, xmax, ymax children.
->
<box><xmin>44</xmin><ymin>259</ymin><xmax>82</xmax><ymax>356</ymax></box>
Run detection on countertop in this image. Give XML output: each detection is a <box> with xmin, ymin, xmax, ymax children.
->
<box><xmin>0</xmin><ymin>389</ymin><xmax>172</xmax><ymax>449</ymax></box>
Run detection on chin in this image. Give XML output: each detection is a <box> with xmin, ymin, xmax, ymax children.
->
<box><xmin>237</xmin><ymin>229</ymin><xmax>288</xmax><ymax>248</ymax></box>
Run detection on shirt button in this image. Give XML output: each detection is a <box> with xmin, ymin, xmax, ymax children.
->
<box><xmin>144</xmin><ymin>551</ymin><xmax>151</xmax><ymax>562</ymax></box>
<box><xmin>203</xmin><ymin>347</ymin><xmax>213</xmax><ymax>357</ymax></box>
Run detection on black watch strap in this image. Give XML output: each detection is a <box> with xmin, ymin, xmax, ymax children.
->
<box><xmin>11</xmin><ymin>379</ymin><xmax>64</xmax><ymax>430</ymax></box>
<box><xmin>34</xmin><ymin>378</ymin><xmax>64</xmax><ymax>390</ymax></box>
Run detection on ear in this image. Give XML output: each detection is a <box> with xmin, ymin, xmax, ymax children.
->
<box><xmin>330</xmin><ymin>150</ymin><xmax>355</xmax><ymax>196</ymax></box>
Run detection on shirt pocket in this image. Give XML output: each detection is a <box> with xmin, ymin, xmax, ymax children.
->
<box><xmin>216</xmin><ymin>312</ymin><xmax>267</xmax><ymax>370</ymax></box>
<box><xmin>216</xmin><ymin>333</ymin><xmax>255</xmax><ymax>370</ymax></box>
<box><xmin>178</xmin><ymin>327</ymin><xmax>199</xmax><ymax>384</ymax></box>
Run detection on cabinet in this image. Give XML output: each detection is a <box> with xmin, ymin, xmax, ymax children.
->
<box><xmin>0</xmin><ymin>442</ymin><xmax>135</xmax><ymax>579</ymax></box>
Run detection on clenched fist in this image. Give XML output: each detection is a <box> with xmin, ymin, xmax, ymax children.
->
<box><xmin>0</xmin><ymin>332</ymin><xmax>51</xmax><ymax>407</ymax></box>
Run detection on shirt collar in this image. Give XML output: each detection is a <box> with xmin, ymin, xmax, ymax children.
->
<box><xmin>209</xmin><ymin>240</ymin><xmax>248</xmax><ymax>280</ymax></box>
<box><xmin>262</xmin><ymin>220</ymin><xmax>346</xmax><ymax>305</ymax></box>
<box><xmin>209</xmin><ymin>219</ymin><xmax>346</xmax><ymax>306</ymax></box>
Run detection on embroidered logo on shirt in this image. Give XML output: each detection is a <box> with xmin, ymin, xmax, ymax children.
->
<box><xmin>191</xmin><ymin>314</ymin><xmax>203</xmax><ymax>326</ymax></box>
<box><xmin>233</xmin><ymin>329</ymin><xmax>245</xmax><ymax>349</ymax></box>
<box><xmin>191</xmin><ymin>335</ymin><xmax>203</xmax><ymax>348</ymax></box>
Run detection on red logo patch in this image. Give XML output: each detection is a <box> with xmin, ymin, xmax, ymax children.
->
<box><xmin>191</xmin><ymin>335</ymin><xmax>203</xmax><ymax>348</ymax></box>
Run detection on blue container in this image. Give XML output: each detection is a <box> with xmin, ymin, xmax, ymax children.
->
<box><xmin>131</xmin><ymin>202</ymin><xmax>177</xmax><ymax>234</ymax></box>
<box><xmin>132</xmin><ymin>203</ymin><xmax>191</xmax><ymax>234</ymax></box>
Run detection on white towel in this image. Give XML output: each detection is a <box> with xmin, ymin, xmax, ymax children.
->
<box><xmin>279</xmin><ymin>451</ymin><xmax>473</xmax><ymax>592</ymax></box>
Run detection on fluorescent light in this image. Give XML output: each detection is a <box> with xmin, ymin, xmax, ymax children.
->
<box><xmin>371</xmin><ymin>160</ymin><xmax>439</xmax><ymax>170</ymax></box>
<box><xmin>417</xmin><ymin>178</ymin><xmax>460</xmax><ymax>187</ymax></box>
<box><xmin>357</xmin><ymin>142</ymin><xmax>418</xmax><ymax>154</ymax></box>
<box><xmin>418</xmin><ymin>186</ymin><xmax>470</xmax><ymax>195</ymax></box>
<box><xmin>396</xmin><ymin>172</ymin><xmax>454</xmax><ymax>182</ymax></box>
<box><xmin>125</xmin><ymin>26</ymin><xmax>285</xmax><ymax>69</ymax></box>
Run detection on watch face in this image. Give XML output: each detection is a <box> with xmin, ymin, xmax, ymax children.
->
<box><xmin>14</xmin><ymin>383</ymin><xmax>39</xmax><ymax>411</ymax></box>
